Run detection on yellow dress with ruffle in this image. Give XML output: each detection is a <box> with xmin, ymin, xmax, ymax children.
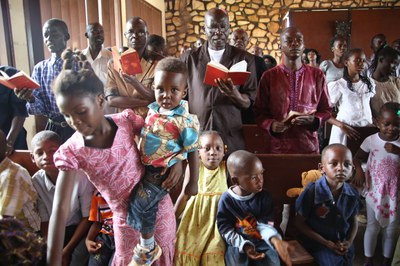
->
<box><xmin>174</xmin><ymin>162</ymin><xmax>228</xmax><ymax>266</ymax></box>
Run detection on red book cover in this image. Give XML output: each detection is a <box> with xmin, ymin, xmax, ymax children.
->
<box><xmin>204</xmin><ymin>60</ymin><xmax>250</xmax><ymax>86</ymax></box>
<box><xmin>0</xmin><ymin>70</ymin><xmax>39</xmax><ymax>90</ymax></box>
<box><xmin>111</xmin><ymin>47</ymin><xmax>143</xmax><ymax>75</ymax></box>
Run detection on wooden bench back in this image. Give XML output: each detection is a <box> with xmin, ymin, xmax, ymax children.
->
<box><xmin>8</xmin><ymin>150</ymin><xmax>39</xmax><ymax>176</ymax></box>
<box><xmin>258</xmin><ymin>154</ymin><xmax>321</xmax><ymax>206</ymax></box>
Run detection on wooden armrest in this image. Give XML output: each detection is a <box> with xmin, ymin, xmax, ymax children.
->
<box><xmin>287</xmin><ymin>240</ymin><xmax>314</xmax><ymax>265</ymax></box>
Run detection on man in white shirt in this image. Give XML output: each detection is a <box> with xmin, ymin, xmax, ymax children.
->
<box><xmin>82</xmin><ymin>22</ymin><xmax>114</xmax><ymax>113</ymax></box>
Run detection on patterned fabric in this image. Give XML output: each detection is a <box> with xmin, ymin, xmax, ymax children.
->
<box><xmin>53</xmin><ymin>109</ymin><xmax>175</xmax><ymax>266</ymax></box>
<box><xmin>175</xmin><ymin>162</ymin><xmax>228</xmax><ymax>265</ymax></box>
<box><xmin>89</xmin><ymin>190</ymin><xmax>114</xmax><ymax>236</ymax></box>
<box><xmin>140</xmin><ymin>100</ymin><xmax>200</xmax><ymax>168</ymax></box>
<box><xmin>328</xmin><ymin>78</ymin><xmax>376</xmax><ymax>145</ymax></box>
<box><xmin>28</xmin><ymin>56</ymin><xmax>79</xmax><ymax>119</ymax></box>
<box><xmin>32</xmin><ymin>169</ymin><xmax>93</xmax><ymax>226</ymax></box>
<box><xmin>0</xmin><ymin>157</ymin><xmax>40</xmax><ymax>231</ymax></box>
<box><xmin>254</xmin><ymin>64</ymin><xmax>332</xmax><ymax>154</ymax></box>
<box><xmin>361</xmin><ymin>133</ymin><xmax>400</xmax><ymax>227</ymax></box>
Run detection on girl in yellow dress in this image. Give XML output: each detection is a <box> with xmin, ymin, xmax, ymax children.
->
<box><xmin>174</xmin><ymin>131</ymin><xmax>228</xmax><ymax>265</ymax></box>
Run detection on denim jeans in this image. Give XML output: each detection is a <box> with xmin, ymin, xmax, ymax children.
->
<box><xmin>224</xmin><ymin>240</ymin><xmax>280</xmax><ymax>266</ymax></box>
<box><xmin>127</xmin><ymin>166</ymin><xmax>169</xmax><ymax>234</ymax></box>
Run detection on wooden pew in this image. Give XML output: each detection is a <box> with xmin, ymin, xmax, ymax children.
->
<box><xmin>8</xmin><ymin>150</ymin><xmax>39</xmax><ymax>176</ymax></box>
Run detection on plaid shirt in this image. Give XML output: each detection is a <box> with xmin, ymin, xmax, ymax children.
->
<box><xmin>27</xmin><ymin>56</ymin><xmax>78</xmax><ymax>119</ymax></box>
<box><xmin>0</xmin><ymin>157</ymin><xmax>40</xmax><ymax>231</ymax></box>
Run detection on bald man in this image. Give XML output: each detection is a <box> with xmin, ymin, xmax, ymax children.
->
<box><xmin>254</xmin><ymin>27</ymin><xmax>331</xmax><ymax>154</ymax></box>
<box><xmin>181</xmin><ymin>8</ymin><xmax>257</xmax><ymax>154</ymax></box>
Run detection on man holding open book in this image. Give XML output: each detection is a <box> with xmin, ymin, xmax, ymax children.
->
<box><xmin>254</xmin><ymin>27</ymin><xmax>332</xmax><ymax>154</ymax></box>
<box><xmin>181</xmin><ymin>8</ymin><xmax>257</xmax><ymax>155</ymax></box>
<box><xmin>105</xmin><ymin>17</ymin><xmax>157</xmax><ymax>119</ymax></box>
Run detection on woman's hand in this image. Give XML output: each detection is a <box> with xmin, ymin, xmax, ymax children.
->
<box><xmin>14</xmin><ymin>88</ymin><xmax>34</xmax><ymax>102</ymax></box>
<box><xmin>162</xmin><ymin>160</ymin><xmax>186</xmax><ymax>191</ymax></box>
<box><xmin>339</xmin><ymin>123</ymin><xmax>360</xmax><ymax>140</ymax></box>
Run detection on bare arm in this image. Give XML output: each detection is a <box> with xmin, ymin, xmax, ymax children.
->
<box><xmin>174</xmin><ymin>167</ymin><xmax>191</xmax><ymax>219</ymax></box>
<box><xmin>120</xmin><ymin>73</ymin><xmax>155</xmax><ymax>101</ymax></box>
<box><xmin>5</xmin><ymin>116</ymin><xmax>26</xmax><ymax>155</ymax></box>
<box><xmin>106</xmin><ymin>88</ymin><xmax>152</xmax><ymax>110</ymax></box>
<box><xmin>215</xmin><ymin>78</ymin><xmax>251</xmax><ymax>109</ymax></box>
<box><xmin>85</xmin><ymin>222</ymin><xmax>102</xmax><ymax>254</ymax></box>
<box><xmin>352</xmin><ymin>149</ymin><xmax>369</xmax><ymax>187</ymax></box>
<box><xmin>326</xmin><ymin>117</ymin><xmax>360</xmax><ymax>140</ymax></box>
<box><xmin>62</xmin><ymin>217</ymin><xmax>92</xmax><ymax>263</ymax></box>
<box><xmin>47</xmin><ymin>170</ymin><xmax>79</xmax><ymax>265</ymax></box>
<box><xmin>184</xmin><ymin>151</ymin><xmax>199</xmax><ymax>196</ymax></box>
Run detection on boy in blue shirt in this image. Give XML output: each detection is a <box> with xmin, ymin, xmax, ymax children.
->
<box><xmin>217</xmin><ymin>150</ymin><xmax>292</xmax><ymax>266</ymax></box>
<box><xmin>295</xmin><ymin>144</ymin><xmax>360</xmax><ymax>265</ymax></box>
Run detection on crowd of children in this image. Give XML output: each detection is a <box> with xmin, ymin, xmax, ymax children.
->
<box><xmin>1</xmin><ymin>7</ymin><xmax>400</xmax><ymax>266</ymax></box>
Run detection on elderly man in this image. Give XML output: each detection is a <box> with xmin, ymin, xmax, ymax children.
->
<box><xmin>254</xmin><ymin>27</ymin><xmax>331</xmax><ymax>154</ymax></box>
<box><xmin>105</xmin><ymin>17</ymin><xmax>156</xmax><ymax>118</ymax></box>
<box><xmin>181</xmin><ymin>8</ymin><xmax>257</xmax><ymax>154</ymax></box>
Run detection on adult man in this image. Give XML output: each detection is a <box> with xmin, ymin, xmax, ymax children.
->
<box><xmin>82</xmin><ymin>23</ymin><xmax>112</xmax><ymax>85</ymax></box>
<box><xmin>254</xmin><ymin>27</ymin><xmax>331</xmax><ymax>154</ymax></box>
<box><xmin>181</xmin><ymin>8</ymin><xmax>257</xmax><ymax>153</ymax></box>
<box><xmin>15</xmin><ymin>18</ymin><xmax>76</xmax><ymax>142</ymax></box>
<box><xmin>105</xmin><ymin>17</ymin><xmax>155</xmax><ymax>118</ymax></box>
<box><xmin>82</xmin><ymin>22</ymin><xmax>114</xmax><ymax>114</ymax></box>
<box><xmin>229</xmin><ymin>28</ymin><xmax>269</xmax><ymax>124</ymax></box>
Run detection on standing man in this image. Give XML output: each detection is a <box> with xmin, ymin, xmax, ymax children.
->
<box><xmin>15</xmin><ymin>18</ymin><xmax>77</xmax><ymax>142</ymax></box>
<box><xmin>181</xmin><ymin>8</ymin><xmax>257</xmax><ymax>154</ymax></box>
<box><xmin>82</xmin><ymin>22</ymin><xmax>114</xmax><ymax>114</ymax></box>
<box><xmin>230</xmin><ymin>28</ymin><xmax>269</xmax><ymax>124</ymax></box>
<box><xmin>105</xmin><ymin>17</ymin><xmax>155</xmax><ymax>118</ymax></box>
<box><xmin>254</xmin><ymin>27</ymin><xmax>331</xmax><ymax>154</ymax></box>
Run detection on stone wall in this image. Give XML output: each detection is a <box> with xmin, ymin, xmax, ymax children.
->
<box><xmin>165</xmin><ymin>0</ymin><xmax>400</xmax><ymax>60</ymax></box>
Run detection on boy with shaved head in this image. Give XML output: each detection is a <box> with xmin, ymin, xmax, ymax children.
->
<box><xmin>217</xmin><ymin>150</ymin><xmax>292</xmax><ymax>266</ymax></box>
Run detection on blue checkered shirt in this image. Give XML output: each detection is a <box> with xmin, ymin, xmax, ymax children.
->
<box><xmin>27</xmin><ymin>56</ymin><xmax>78</xmax><ymax>119</ymax></box>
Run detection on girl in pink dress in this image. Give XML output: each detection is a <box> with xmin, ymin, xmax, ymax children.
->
<box><xmin>46</xmin><ymin>53</ymin><xmax>178</xmax><ymax>266</ymax></box>
<box><xmin>354</xmin><ymin>102</ymin><xmax>400</xmax><ymax>266</ymax></box>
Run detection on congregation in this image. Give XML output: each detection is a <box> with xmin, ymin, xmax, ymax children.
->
<box><xmin>1</xmin><ymin>6</ymin><xmax>400</xmax><ymax>266</ymax></box>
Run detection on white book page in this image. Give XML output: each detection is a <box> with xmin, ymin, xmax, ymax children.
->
<box><xmin>229</xmin><ymin>60</ymin><xmax>247</xmax><ymax>72</ymax></box>
<box><xmin>209</xmin><ymin>61</ymin><xmax>229</xmax><ymax>72</ymax></box>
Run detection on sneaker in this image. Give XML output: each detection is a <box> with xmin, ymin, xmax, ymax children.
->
<box><xmin>128</xmin><ymin>243</ymin><xmax>162</xmax><ymax>266</ymax></box>
<box><xmin>357</xmin><ymin>214</ymin><xmax>367</xmax><ymax>224</ymax></box>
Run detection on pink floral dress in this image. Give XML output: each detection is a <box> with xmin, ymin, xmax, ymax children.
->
<box><xmin>362</xmin><ymin>133</ymin><xmax>400</xmax><ymax>226</ymax></box>
<box><xmin>54</xmin><ymin>109</ymin><xmax>175</xmax><ymax>266</ymax></box>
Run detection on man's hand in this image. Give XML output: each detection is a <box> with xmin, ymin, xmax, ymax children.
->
<box><xmin>243</xmin><ymin>243</ymin><xmax>265</xmax><ymax>260</ymax></box>
<box><xmin>291</xmin><ymin>115</ymin><xmax>315</xmax><ymax>126</ymax></box>
<box><xmin>270</xmin><ymin>237</ymin><xmax>293</xmax><ymax>266</ymax></box>
<box><xmin>14</xmin><ymin>88</ymin><xmax>34</xmax><ymax>102</ymax></box>
<box><xmin>271</xmin><ymin>121</ymin><xmax>290</xmax><ymax>133</ymax></box>
<box><xmin>340</xmin><ymin>123</ymin><xmax>361</xmax><ymax>140</ymax></box>
<box><xmin>215</xmin><ymin>78</ymin><xmax>238</xmax><ymax>98</ymax></box>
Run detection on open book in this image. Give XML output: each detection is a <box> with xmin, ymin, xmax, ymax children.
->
<box><xmin>111</xmin><ymin>47</ymin><xmax>143</xmax><ymax>75</ymax></box>
<box><xmin>282</xmin><ymin>110</ymin><xmax>316</xmax><ymax>124</ymax></box>
<box><xmin>0</xmin><ymin>70</ymin><xmax>39</xmax><ymax>90</ymax></box>
<box><xmin>204</xmin><ymin>60</ymin><xmax>251</xmax><ymax>86</ymax></box>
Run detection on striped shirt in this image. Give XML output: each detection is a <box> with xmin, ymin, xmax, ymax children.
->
<box><xmin>27</xmin><ymin>56</ymin><xmax>79</xmax><ymax>119</ymax></box>
<box><xmin>0</xmin><ymin>157</ymin><xmax>40</xmax><ymax>231</ymax></box>
<box><xmin>89</xmin><ymin>190</ymin><xmax>114</xmax><ymax>235</ymax></box>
